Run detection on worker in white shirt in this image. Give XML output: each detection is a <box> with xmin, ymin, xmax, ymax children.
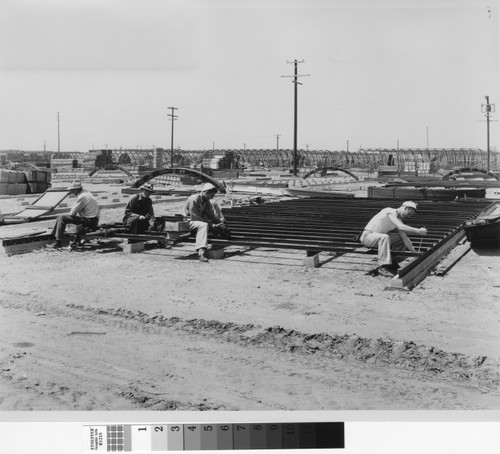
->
<box><xmin>361</xmin><ymin>201</ymin><xmax>427</xmax><ymax>277</ymax></box>
<box><xmin>47</xmin><ymin>181</ymin><xmax>100</xmax><ymax>249</ymax></box>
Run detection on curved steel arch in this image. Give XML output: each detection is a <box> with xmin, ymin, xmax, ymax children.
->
<box><xmin>51</xmin><ymin>152</ymin><xmax>85</xmax><ymax>160</ymax></box>
<box><xmin>130</xmin><ymin>167</ymin><xmax>226</xmax><ymax>192</ymax></box>
<box><xmin>117</xmin><ymin>153</ymin><xmax>132</xmax><ymax>165</ymax></box>
<box><xmin>87</xmin><ymin>165</ymin><xmax>133</xmax><ymax>177</ymax></box>
<box><xmin>302</xmin><ymin>166</ymin><xmax>359</xmax><ymax>180</ymax></box>
<box><xmin>442</xmin><ymin>167</ymin><xmax>499</xmax><ymax>181</ymax></box>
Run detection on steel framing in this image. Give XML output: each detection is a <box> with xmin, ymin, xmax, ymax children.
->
<box><xmin>210</xmin><ymin>198</ymin><xmax>493</xmax><ymax>288</ymax></box>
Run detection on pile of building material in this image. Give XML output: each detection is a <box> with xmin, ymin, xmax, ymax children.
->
<box><xmin>202</xmin><ymin>150</ymin><xmax>234</xmax><ymax>170</ymax></box>
<box><xmin>0</xmin><ymin>169</ymin><xmax>52</xmax><ymax>195</ymax></box>
<box><xmin>51</xmin><ymin>158</ymin><xmax>79</xmax><ymax>172</ymax></box>
<box><xmin>367</xmin><ymin>185</ymin><xmax>486</xmax><ymax>200</ymax></box>
<box><xmin>24</xmin><ymin>170</ymin><xmax>52</xmax><ymax>194</ymax></box>
<box><xmin>155</xmin><ymin>173</ymin><xmax>199</xmax><ymax>186</ymax></box>
<box><xmin>0</xmin><ymin>170</ymin><xmax>26</xmax><ymax>195</ymax></box>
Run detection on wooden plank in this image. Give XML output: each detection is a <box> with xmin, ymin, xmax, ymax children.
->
<box><xmin>432</xmin><ymin>242</ymin><xmax>471</xmax><ymax>276</ymax></box>
<box><xmin>0</xmin><ymin>237</ymin><xmax>54</xmax><ymax>256</ymax></box>
<box><xmin>387</xmin><ymin>230</ymin><xmax>466</xmax><ymax>290</ymax></box>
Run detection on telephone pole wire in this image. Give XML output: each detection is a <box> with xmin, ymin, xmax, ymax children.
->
<box><xmin>168</xmin><ymin>107</ymin><xmax>179</xmax><ymax>167</ymax></box>
<box><xmin>281</xmin><ymin>59</ymin><xmax>310</xmax><ymax>175</ymax></box>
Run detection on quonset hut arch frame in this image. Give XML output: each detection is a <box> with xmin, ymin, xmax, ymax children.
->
<box><xmin>87</xmin><ymin>165</ymin><xmax>133</xmax><ymax>178</ymax></box>
<box><xmin>226</xmin><ymin>149</ymin><xmax>496</xmax><ymax>172</ymax></box>
<box><xmin>35</xmin><ymin>148</ymin><xmax>497</xmax><ymax>173</ymax></box>
<box><xmin>442</xmin><ymin>167</ymin><xmax>500</xmax><ymax>181</ymax></box>
<box><xmin>302</xmin><ymin>166</ymin><xmax>359</xmax><ymax>181</ymax></box>
<box><xmin>130</xmin><ymin>167</ymin><xmax>226</xmax><ymax>193</ymax></box>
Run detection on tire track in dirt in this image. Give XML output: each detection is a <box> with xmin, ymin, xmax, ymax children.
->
<box><xmin>1</xmin><ymin>298</ymin><xmax>500</xmax><ymax>410</ymax></box>
<box><xmin>64</xmin><ymin>303</ymin><xmax>500</xmax><ymax>391</ymax></box>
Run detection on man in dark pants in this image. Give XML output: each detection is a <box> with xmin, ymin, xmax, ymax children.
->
<box><xmin>47</xmin><ymin>181</ymin><xmax>100</xmax><ymax>249</ymax></box>
<box><xmin>123</xmin><ymin>183</ymin><xmax>165</xmax><ymax>235</ymax></box>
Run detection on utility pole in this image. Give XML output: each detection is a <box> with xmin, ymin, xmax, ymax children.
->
<box><xmin>57</xmin><ymin>112</ymin><xmax>60</xmax><ymax>152</ymax></box>
<box><xmin>482</xmin><ymin>96</ymin><xmax>495</xmax><ymax>172</ymax></box>
<box><xmin>275</xmin><ymin>134</ymin><xmax>281</xmax><ymax>151</ymax></box>
<box><xmin>281</xmin><ymin>60</ymin><xmax>310</xmax><ymax>175</ymax></box>
<box><xmin>426</xmin><ymin>126</ymin><xmax>429</xmax><ymax>150</ymax></box>
<box><xmin>168</xmin><ymin>106</ymin><xmax>178</xmax><ymax>167</ymax></box>
<box><xmin>346</xmin><ymin>140</ymin><xmax>349</xmax><ymax>152</ymax></box>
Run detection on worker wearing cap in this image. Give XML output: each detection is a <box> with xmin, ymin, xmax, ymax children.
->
<box><xmin>48</xmin><ymin>181</ymin><xmax>100</xmax><ymax>249</ymax></box>
<box><xmin>183</xmin><ymin>182</ymin><xmax>225</xmax><ymax>262</ymax></box>
<box><xmin>123</xmin><ymin>182</ymin><xmax>162</xmax><ymax>234</ymax></box>
<box><xmin>361</xmin><ymin>201</ymin><xmax>427</xmax><ymax>277</ymax></box>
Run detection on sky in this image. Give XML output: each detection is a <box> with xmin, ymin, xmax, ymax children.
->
<box><xmin>0</xmin><ymin>0</ymin><xmax>498</xmax><ymax>153</ymax></box>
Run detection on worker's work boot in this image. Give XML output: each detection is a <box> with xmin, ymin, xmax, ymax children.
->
<box><xmin>377</xmin><ymin>265</ymin><xmax>397</xmax><ymax>277</ymax></box>
<box><xmin>389</xmin><ymin>261</ymin><xmax>400</xmax><ymax>272</ymax></box>
<box><xmin>198</xmin><ymin>248</ymin><xmax>209</xmax><ymax>262</ymax></box>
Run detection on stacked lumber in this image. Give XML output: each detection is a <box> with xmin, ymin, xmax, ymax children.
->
<box><xmin>51</xmin><ymin>158</ymin><xmax>78</xmax><ymax>171</ymax></box>
<box><xmin>155</xmin><ymin>174</ymin><xmax>199</xmax><ymax>186</ymax></box>
<box><xmin>367</xmin><ymin>186</ymin><xmax>486</xmax><ymax>200</ymax></box>
<box><xmin>0</xmin><ymin>170</ymin><xmax>27</xmax><ymax>195</ymax></box>
<box><xmin>24</xmin><ymin>170</ymin><xmax>52</xmax><ymax>194</ymax></box>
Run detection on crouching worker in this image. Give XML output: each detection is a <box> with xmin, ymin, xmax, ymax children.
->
<box><xmin>361</xmin><ymin>201</ymin><xmax>427</xmax><ymax>277</ymax></box>
<box><xmin>183</xmin><ymin>182</ymin><xmax>228</xmax><ymax>262</ymax></box>
<box><xmin>48</xmin><ymin>181</ymin><xmax>100</xmax><ymax>249</ymax></box>
<box><xmin>123</xmin><ymin>183</ymin><xmax>164</xmax><ymax>233</ymax></box>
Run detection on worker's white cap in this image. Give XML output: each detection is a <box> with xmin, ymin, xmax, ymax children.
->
<box><xmin>202</xmin><ymin>182</ymin><xmax>217</xmax><ymax>192</ymax></box>
<box><xmin>139</xmin><ymin>183</ymin><xmax>154</xmax><ymax>192</ymax></box>
<box><xmin>67</xmin><ymin>180</ymin><xmax>82</xmax><ymax>190</ymax></box>
<box><xmin>402</xmin><ymin>201</ymin><xmax>417</xmax><ymax>210</ymax></box>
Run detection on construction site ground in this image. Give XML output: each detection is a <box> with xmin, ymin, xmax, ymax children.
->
<box><xmin>1</xmin><ymin>177</ymin><xmax>500</xmax><ymax>411</ymax></box>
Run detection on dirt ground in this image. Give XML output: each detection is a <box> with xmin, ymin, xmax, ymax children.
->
<box><xmin>1</xmin><ymin>178</ymin><xmax>500</xmax><ymax>411</ymax></box>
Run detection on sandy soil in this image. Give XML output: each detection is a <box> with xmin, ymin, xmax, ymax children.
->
<box><xmin>1</xmin><ymin>181</ymin><xmax>500</xmax><ymax>411</ymax></box>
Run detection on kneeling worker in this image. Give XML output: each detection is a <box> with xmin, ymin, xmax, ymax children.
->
<box><xmin>361</xmin><ymin>201</ymin><xmax>427</xmax><ymax>277</ymax></box>
<box><xmin>183</xmin><ymin>182</ymin><xmax>225</xmax><ymax>262</ymax></box>
<box><xmin>48</xmin><ymin>181</ymin><xmax>100</xmax><ymax>248</ymax></box>
<box><xmin>123</xmin><ymin>183</ymin><xmax>163</xmax><ymax>233</ymax></box>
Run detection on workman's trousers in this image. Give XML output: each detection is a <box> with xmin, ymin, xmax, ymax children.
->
<box><xmin>123</xmin><ymin>215</ymin><xmax>165</xmax><ymax>234</ymax></box>
<box><xmin>189</xmin><ymin>220</ymin><xmax>209</xmax><ymax>251</ymax></box>
<box><xmin>51</xmin><ymin>215</ymin><xmax>99</xmax><ymax>240</ymax></box>
<box><xmin>361</xmin><ymin>230</ymin><xmax>406</xmax><ymax>266</ymax></box>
